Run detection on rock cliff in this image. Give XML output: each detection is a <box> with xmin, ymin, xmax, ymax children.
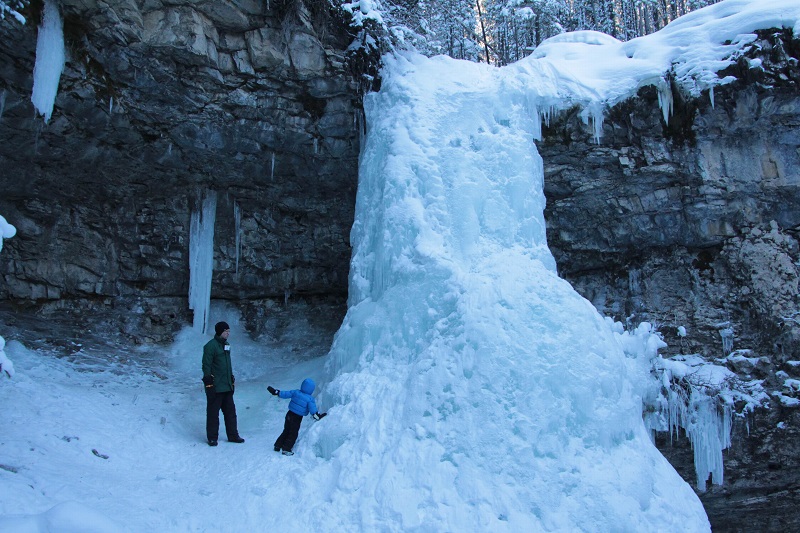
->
<box><xmin>540</xmin><ymin>29</ymin><xmax>800</xmax><ymax>531</ymax></box>
<box><xmin>0</xmin><ymin>0</ymin><xmax>361</xmax><ymax>347</ymax></box>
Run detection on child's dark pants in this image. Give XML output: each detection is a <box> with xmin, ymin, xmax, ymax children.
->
<box><xmin>274</xmin><ymin>411</ymin><xmax>303</xmax><ymax>452</ymax></box>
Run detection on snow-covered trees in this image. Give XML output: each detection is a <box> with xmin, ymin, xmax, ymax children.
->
<box><xmin>339</xmin><ymin>0</ymin><xmax>720</xmax><ymax>64</ymax></box>
<box><xmin>483</xmin><ymin>0</ymin><xmax>721</xmax><ymax>64</ymax></box>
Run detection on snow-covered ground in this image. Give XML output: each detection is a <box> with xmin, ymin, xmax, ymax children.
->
<box><xmin>2</xmin><ymin>0</ymin><xmax>800</xmax><ymax>531</ymax></box>
<box><xmin>0</xmin><ymin>318</ymin><xmax>335</xmax><ymax>532</ymax></box>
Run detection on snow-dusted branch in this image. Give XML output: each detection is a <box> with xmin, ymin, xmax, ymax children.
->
<box><xmin>0</xmin><ymin>0</ymin><xmax>27</xmax><ymax>24</ymax></box>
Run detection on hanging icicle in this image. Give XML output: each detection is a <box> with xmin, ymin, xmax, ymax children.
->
<box><xmin>188</xmin><ymin>190</ymin><xmax>218</xmax><ymax>335</ymax></box>
<box><xmin>234</xmin><ymin>200</ymin><xmax>241</xmax><ymax>275</ymax></box>
<box><xmin>31</xmin><ymin>0</ymin><xmax>65</xmax><ymax>123</ymax></box>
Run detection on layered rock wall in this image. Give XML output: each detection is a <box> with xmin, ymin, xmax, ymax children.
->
<box><xmin>539</xmin><ymin>30</ymin><xmax>800</xmax><ymax>531</ymax></box>
<box><xmin>0</xmin><ymin>0</ymin><xmax>360</xmax><ymax>344</ymax></box>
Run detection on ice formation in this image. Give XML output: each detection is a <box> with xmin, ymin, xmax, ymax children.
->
<box><xmin>30</xmin><ymin>0</ymin><xmax>65</xmax><ymax>123</ymax></box>
<box><xmin>297</xmin><ymin>52</ymin><xmax>710</xmax><ymax>531</ymax></box>
<box><xmin>234</xmin><ymin>201</ymin><xmax>241</xmax><ymax>274</ymax></box>
<box><xmin>188</xmin><ymin>190</ymin><xmax>217</xmax><ymax>334</ymax></box>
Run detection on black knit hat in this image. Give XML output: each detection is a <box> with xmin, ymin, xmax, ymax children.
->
<box><xmin>214</xmin><ymin>321</ymin><xmax>230</xmax><ymax>336</ymax></box>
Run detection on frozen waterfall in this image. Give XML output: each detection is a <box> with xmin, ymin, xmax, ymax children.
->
<box><xmin>288</xmin><ymin>52</ymin><xmax>711</xmax><ymax>532</ymax></box>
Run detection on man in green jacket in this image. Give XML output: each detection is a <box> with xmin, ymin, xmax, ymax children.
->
<box><xmin>202</xmin><ymin>321</ymin><xmax>245</xmax><ymax>447</ymax></box>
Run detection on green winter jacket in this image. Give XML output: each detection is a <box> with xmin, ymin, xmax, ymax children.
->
<box><xmin>202</xmin><ymin>335</ymin><xmax>234</xmax><ymax>393</ymax></box>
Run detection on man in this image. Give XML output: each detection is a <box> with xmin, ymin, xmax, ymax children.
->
<box><xmin>202</xmin><ymin>321</ymin><xmax>245</xmax><ymax>446</ymax></box>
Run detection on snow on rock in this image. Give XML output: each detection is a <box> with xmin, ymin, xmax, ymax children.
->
<box><xmin>0</xmin><ymin>214</ymin><xmax>16</xmax><ymax>253</ymax></box>
<box><xmin>0</xmin><ymin>336</ymin><xmax>13</xmax><ymax>378</ymax></box>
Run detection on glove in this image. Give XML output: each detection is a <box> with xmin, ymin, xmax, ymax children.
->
<box><xmin>313</xmin><ymin>412</ymin><xmax>327</xmax><ymax>421</ymax></box>
<box><xmin>202</xmin><ymin>375</ymin><xmax>214</xmax><ymax>388</ymax></box>
<box><xmin>267</xmin><ymin>386</ymin><xmax>279</xmax><ymax>396</ymax></box>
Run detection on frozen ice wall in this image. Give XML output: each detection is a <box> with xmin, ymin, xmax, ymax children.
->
<box><xmin>295</xmin><ymin>53</ymin><xmax>709</xmax><ymax>531</ymax></box>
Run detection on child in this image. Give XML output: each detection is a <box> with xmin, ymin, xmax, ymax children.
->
<box><xmin>267</xmin><ymin>378</ymin><xmax>327</xmax><ymax>455</ymax></box>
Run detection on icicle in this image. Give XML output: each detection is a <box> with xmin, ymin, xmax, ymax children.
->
<box><xmin>31</xmin><ymin>0</ymin><xmax>65</xmax><ymax>123</ymax></box>
<box><xmin>580</xmin><ymin>102</ymin><xmax>604</xmax><ymax>144</ymax></box>
<box><xmin>542</xmin><ymin>105</ymin><xmax>555</xmax><ymax>128</ymax></box>
<box><xmin>0</xmin><ymin>90</ymin><xmax>6</xmax><ymax>121</ymax></box>
<box><xmin>709</xmin><ymin>86</ymin><xmax>715</xmax><ymax>109</ymax></box>
<box><xmin>524</xmin><ymin>93</ymin><xmax>543</xmax><ymax>141</ymax></box>
<box><xmin>530</xmin><ymin>101</ymin><xmax>542</xmax><ymax>141</ymax></box>
<box><xmin>313</xmin><ymin>137</ymin><xmax>319</xmax><ymax>154</ymax></box>
<box><xmin>188</xmin><ymin>190</ymin><xmax>218</xmax><ymax>335</ymax></box>
<box><xmin>109</xmin><ymin>96</ymin><xmax>113</xmax><ymax>115</ymax></box>
<box><xmin>687</xmin><ymin>393</ymin><xmax>731</xmax><ymax>491</ymax></box>
<box><xmin>284</xmin><ymin>289</ymin><xmax>290</xmax><ymax>306</ymax></box>
<box><xmin>657</xmin><ymin>81</ymin><xmax>674</xmax><ymax>125</ymax></box>
<box><xmin>656</xmin><ymin>371</ymin><xmax>733</xmax><ymax>491</ymax></box>
<box><xmin>234</xmin><ymin>201</ymin><xmax>241</xmax><ymax>275</ymax></box>
<box><xmin>270</xmin><ymin>152</ymin><xmax>275</xmax><ymax>181</ymax></box>
<box><xmin>719</xmin><ymin>326</ymin><xmax>734</xmax><ymax>356</ymax></box>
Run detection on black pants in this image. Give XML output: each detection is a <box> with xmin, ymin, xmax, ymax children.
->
<box><xmin>206</xmin><ymin>390</ymin><xmax>239</xmax><ymax>441</ymax></box>
<box><xmin>274</xmin><ymin>411</ymin><xmax>303</xmax><ymax>452</ymax></box>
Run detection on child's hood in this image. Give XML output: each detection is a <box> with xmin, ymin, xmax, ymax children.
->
<box><xmin>301</xmin><ymin>378</ymin><xmax>315</xmax><ymax>394</ymax></box>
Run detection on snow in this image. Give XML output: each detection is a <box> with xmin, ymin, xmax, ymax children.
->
<box><xmin>519</xmin><ymin>0</ymin><xmax>800</xmax><ymax>139</ymax></box>
<box><xmin>30</xmin><ymin>0</ymin><xmax>65</xmax><ymax>123</ymax></box>
<box><xmin>4</xmin><ymin>0</ymin><xmax>800</xmax><ymax>530</ymax></box>
<box><xmin>0</xmin><ymin>214</ymin><xmax>16</xmax><ymax>253</ymax></box>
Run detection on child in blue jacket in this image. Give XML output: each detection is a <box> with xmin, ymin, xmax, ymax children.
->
<box><xmin>267</xmin><ymin>378</ymin><xmax>326</xmax><ymax>455</ymax></box>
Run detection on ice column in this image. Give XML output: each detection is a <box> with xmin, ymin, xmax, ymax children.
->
<box><xmin>720</xmin><ymin>326</ymin><xmax>734</xmax><ymax>355</ymax></box>
<box><xmin>188</xmin><ymin>190</ymin><xmax>217</xmax><ymax>334</ymax></box>
<box><xmin>657</xmin><ymin>80</ymin><xmax>674</xmax><ymax>125</ymax></box>
<box><xmin>31</xmin><ymin>0</ymin><xmax>65</xmax><ymax>123</ymax></box>
<box><xmin>233</xmin><ymin>201</ymin><xmax>241</xmax><ymax>275</ymax></box>
<box><xmin>580</xmin><ymin>102</ymin><xmax>605</xmax><ymax>144</ymax></box>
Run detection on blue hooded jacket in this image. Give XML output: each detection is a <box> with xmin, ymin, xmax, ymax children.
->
<box><xmin>279</xmin><ymin>378</ymin><xmax>318</xmax><ymax>416</ymax></box>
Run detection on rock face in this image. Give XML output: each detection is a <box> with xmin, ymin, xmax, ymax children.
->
<box><xmin>0</xmin><ymin>0</ymin><xmax>361</xmax><ymax>346</ymax></box>
<box><xmin>1</xmin><ymin>2</ymin><xmax>799</xmax><ymax>529</ymax></box>
<box><xmin>539</xmin><ymin>30</ymin><xmax>800</xmax><ymax>532</ymax></box>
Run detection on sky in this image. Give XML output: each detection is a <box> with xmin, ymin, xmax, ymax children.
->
<box><xmin>2</xmin><ymin>0</ymin><xmax>800</xmax><ymax>531</ymax></box>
